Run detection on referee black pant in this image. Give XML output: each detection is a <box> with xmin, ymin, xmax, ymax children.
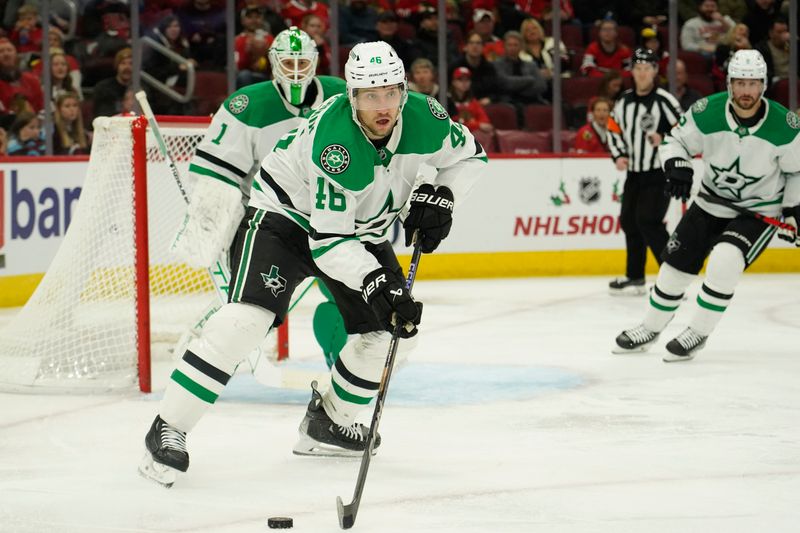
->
<box><xmin>619</xmin><ymin>169</ymin><xmax>670</xmax><ymax>280</ymax></box>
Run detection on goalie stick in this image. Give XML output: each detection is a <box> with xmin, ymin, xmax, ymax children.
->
<box><xmin>134</xmin><ymin>91</ymin><xmax>229</xmax><ymax>302</ymax></box>
<box><xmin>336</xmin><ymin>237</ymin><xmax>424</xmax><ymax>530</ymax></box>
<box><xmin>697</xmin><ymin>190</ymin><xmax>797</xmax><ymax>235</ymax></box>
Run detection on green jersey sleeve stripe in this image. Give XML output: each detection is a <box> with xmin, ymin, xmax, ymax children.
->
<box><xmin>189</xmin><ymin>164</ymin><xmax>239</xmax><ymax>188</ymax></box>
<box><xmin>310</xmin><ymin>237</ymin><xmax>357</xmax><ymax>259</ymax></box>
<box><xmin>195</xmin><ymin>148</ymin><xmax>248</xmax><ymax>177</ymax></box>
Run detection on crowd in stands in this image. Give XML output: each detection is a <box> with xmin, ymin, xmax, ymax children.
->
<box><xmin>0</xmin><ymin>0</ymin><xmax>796</xmax><ymax>157</ymax></box>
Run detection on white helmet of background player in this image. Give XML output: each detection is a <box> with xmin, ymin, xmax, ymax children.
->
<box><xmin>269</xmin><ymin>27</ymin><xmax>319</xmax><ymax>106</ymax></box>
<box><xmin>726</xmin><ymin>49</ymin><xmax>767</xmax><ymax>98</ymax></box>
<box><xmin>344</xmin><ymin>41</ymin><xmax>408</xmax><ymax>125</ymax></box>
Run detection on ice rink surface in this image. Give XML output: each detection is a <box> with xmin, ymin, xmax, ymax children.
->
<box><xmin>1</xmin><ymin>274</ymin><xmax>799</xmax><ymax>533</ymax></box>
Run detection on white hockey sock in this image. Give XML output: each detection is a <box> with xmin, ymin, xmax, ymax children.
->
<box><xmin>643</xmin><ymin>263</ymin><xmax>695</xmax><ymax>333</ymax></box>
<box><xmin>322</xmin><ymin>331</ymin><xmax>417</xmax><ymax>426</ymax></box>
<box><xmin>160</xmin><ymin>303</ymin><xmax>275</xmax><ymax>432</ymax></box>
<box><xmin>689</xmin><ymin>243</ymin><xmax>743</xmax><ymax>336</ymax></box>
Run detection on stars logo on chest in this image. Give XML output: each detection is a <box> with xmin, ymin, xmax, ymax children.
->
<box><xmin>709</xmin><ymin>157</ymin><xmax>762</xmax><ymax>200</ymax></box>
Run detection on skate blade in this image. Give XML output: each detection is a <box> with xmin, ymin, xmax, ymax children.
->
<box><xmin>609</xmin><ymin>286</ymin><xmax>647</xmax><ymax>296</ymax></box>
<box><xmin>662</xmin><ymin>353</ymin><xmax>696</xmax><ymax>363</ymax></box>
<box><xmin>138</xmin><ymin>452</ymin><xmax>179</xmax><ymax>488</ymax></box>
<box><xmin>292</xmin><ymin>433</ymin><xmax>372</xmax><ymax>458</ymax></box>
<box><xmin>611</xmin><ymin>342</ymin><xmax>655</xmax><ymax>354</ymax></box>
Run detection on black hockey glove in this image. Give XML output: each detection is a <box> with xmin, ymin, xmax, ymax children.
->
<box><xmin>403</xmin><ymin>184</ymin><xmax>455</xmax><ymax>253</ymax></box>
<box><xmin>362</xmin><ymin>267</ymin><xmax>423</xmax><ymax>338</ymax></box>
<box><xmin>778</xmin><ymin>205</ymin><xmax>800</xmax><ymax>246</ymax></box>
<box><xmin>664</xmin><ymin>158</ymin><xmax>694</xmax><ymax>201</ymax></box>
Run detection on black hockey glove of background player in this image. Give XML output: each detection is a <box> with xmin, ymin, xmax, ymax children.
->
<box><xmin>664</xmin><ymin>158</ymin><xmax>694</xmax><ymax>201</ymax></box>
<box><xmin>362</xmin><ymin>267</ymin><xmax>423</xmax><ymax>338</ymax></box>
<box><xmin>403</xmin><ymin>184</ymin><xmax>454</xmax><ymax>253</ymax></box>
<box><xmin>778</xmin><ymin>205</ymin><xmax>800</xmax><ymax>246</ymax></box>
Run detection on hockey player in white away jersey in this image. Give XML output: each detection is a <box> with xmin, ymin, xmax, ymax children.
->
<box><xmin>173</xmin><ymin>27</ymin><xmax>344</xmax><ymax>268</ymax></box>
<box><xmin>140</xmin><ymin>41</ymin><xmax>487</xmax><ymax>486</ymax></box>
<box><xmin>613</xmin><ymin>49</ymin><xmax>800</xmax><ymax>362</ymax></box>
<box><xmin>170</xmin><ymin>27</ymin><xmax>346</xmax><ymax>365</ymax></box>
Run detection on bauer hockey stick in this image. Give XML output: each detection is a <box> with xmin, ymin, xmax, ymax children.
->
<box><xmin>697</xmin><ymin>190</ymin><xmax>797</xmax><ymax>235</ymax></box>
<box><xmin>336</xmin><ymin>236</ymin><xmax>424</xmax><ymax>530</ymax></box>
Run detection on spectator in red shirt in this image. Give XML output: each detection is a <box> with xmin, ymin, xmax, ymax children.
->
<box><xmin>282</xmin><ymin>0</ymin><xmax>329</xmax><ymax>31</ymax></box>
<box><xmin>0</xmin><ymin>38</ymin><xmax>44</xmax><ymax>114</ymax></box>
<box><xmin>580</xmin><ymin>19</ymin><xmax>632</xmax><ymax>77</ymax></box>
<box><xmin>447</xmin><ymin>66</ymin><xmax>494</xmax><ymax>134</ymax></box>
<box><xmin>472</xmin><ymin>9</ymin><xmax>505</xmax><ymax>61</ymax></box>
<box><xmin>640</xmin><ymin>26</ymin><xmax>669</xmax><ymax>81</ymax></box>
<box><xmin>515</xmin><ymin>0</ymin><xmax>575</xmax><ymax>22</ymax></box>
<box><xmin>9</xmin><ymin>4</ymin><xmax>43</xmax><ymax>54</ymax></box>
<box><xmin>301</xmin><ymin>14</ymin><xmax>330</xmax><ymax>75</ymax></box>
<box><xmin>235</xmin><ymin>7</ymin><xmax>274</xmax><ymax>88</ymax></box>
<box><xmin>33</xmin><ymin>49</ymin><xmax>83</xmax><ymax>105</ymax></box>
<box><xmin>574</xmin><ymin>96</ymin><xmax>612</xmax><ymax>153</ymax></box>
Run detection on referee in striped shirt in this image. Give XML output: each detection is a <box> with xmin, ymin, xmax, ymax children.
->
<box><xmin>607</xmin><ymin>47</ymin><xmax>683</xmax><ymax>295</ymax></box>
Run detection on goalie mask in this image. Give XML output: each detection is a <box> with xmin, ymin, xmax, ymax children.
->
<box><xmin>344</xmin><ymin>41</ymin><xmax>408</xmax><ymax>127</ymax></box>
<box><xmin>726</xmin><ymin>49</ymin><xmax>767</xmax><ymax>99</ymax></box>
<box><xmin>269</xmin><ymin>27</ymin><xmax>318</xmax><ymax>105</ymax></box>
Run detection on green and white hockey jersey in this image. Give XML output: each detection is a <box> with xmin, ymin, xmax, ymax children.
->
<box><xmin>250</xmin><ymin>92</ymin><xmax>488</xmax><ymax>291</ymax></box>
<box><xmin>188</xmin><ymin>76</ymin><xmax>346</xmax><ymax>197</ymax></box>
<box><xmin>660</xmin><ymin>92</ymin><xmax>800</xmax><ymax>218</ymax></box>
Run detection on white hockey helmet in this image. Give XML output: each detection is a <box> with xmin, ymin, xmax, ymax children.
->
<box><xmin>269</xmin><ymin>27</ymin><xmax>319</xmax><ymax>105</ymax></box>
<box><xmin>344</xmin><ymin>41</ymin><xmax>408</xmax><ymax>121</ymax></box>
<box><xmin>726</xmin><ymin>49</ymin><xmax>767</xmax><ymax>98</ymax></box>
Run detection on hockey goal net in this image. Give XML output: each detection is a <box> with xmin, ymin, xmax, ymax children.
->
<box><xmin>0</xmin><ymin>115</ymin><xmax>286</xmax><ymax>393</ymax></box>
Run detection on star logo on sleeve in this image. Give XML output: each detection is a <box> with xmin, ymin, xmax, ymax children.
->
<box><xmin>709</xmin><ymin>158</ymin><xmax>762</xmax><ymax>200</ymax></box>
<box><xmin>261</xmin><ymin>265</ymin><xmax>287</xmax><ymax>297</ymax></box>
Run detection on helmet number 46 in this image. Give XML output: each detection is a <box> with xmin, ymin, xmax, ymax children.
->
<box><xmin>369</xmin><ymin>57</ymin><xmax>382</xmax><ymax>64</ymax></box>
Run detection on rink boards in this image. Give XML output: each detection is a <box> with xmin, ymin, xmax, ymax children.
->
<box><xmin>1</xmin><ymin>155</ymin><xmax>798</xmax><ymax>306</ymax></box>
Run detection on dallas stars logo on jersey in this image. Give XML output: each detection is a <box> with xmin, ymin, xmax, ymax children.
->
<box><xmin>261</xmin><ymin>265</ymin><xmax>287</xmax><ymax>296</ymax></box>
<box><xmin>710</xmin><ymin>157</ymin><xmax>763</xmax><ymax>200</ymax></box>
<box><xmin>320</xmin><ymin>144</ymin><xmax>351</xmax><ymax>174</ymax></box>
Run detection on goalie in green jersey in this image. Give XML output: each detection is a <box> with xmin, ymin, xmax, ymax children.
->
<box><xmin>141</xmin><ymin>40</ymin><xmax>487</xmax><ymax>486</ymax></box>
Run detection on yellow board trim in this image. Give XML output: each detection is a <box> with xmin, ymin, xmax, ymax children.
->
<box><xmin>2</xmin><ymin>249</ymin><xmax>798</xmax><ymax>308</ymax></box>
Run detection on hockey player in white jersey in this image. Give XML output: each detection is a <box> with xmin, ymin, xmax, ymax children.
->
<box><xmin>613</xmin><ymin>49</ymin><xmax>800</xmax><ymax>362</ymax></box>
<box><xmin>170</xmin><ymin>27</ymin><xmax>346</xmax><ymax>363</ymax></box>
<box><xmin>140</xmin><ymin>41</ymin><xmax>487</xmax><ymax>486</ymax></box>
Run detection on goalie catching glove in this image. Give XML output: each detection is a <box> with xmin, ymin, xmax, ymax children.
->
<box><xmin>362</xmin><ymin>267</ymin><xmax>422</xmax><ymax>338</ymax></box>
<box><xmin>170</xmin><ymin>178</ymin><xmax>245</xmax><ymax>269</ymax></box>
<box><xmin>778</xmin><ymin>205</ymin><xmax>800</xmax><ymax>246</ymax></box>
<box><xmin>403</xmin><ymin>184</ymin><xmax>454</xmax><ymax>253</ymax></box>
<box><xmin>664</xmin><ymin>158</ymin><xmax>694</xmax><ymax>201</ymax></box>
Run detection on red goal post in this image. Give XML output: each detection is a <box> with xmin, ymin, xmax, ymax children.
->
<box><xmin>0</xmin><ymin>115</ymin><xmax>287</xmax><ymax>393</ymax></box>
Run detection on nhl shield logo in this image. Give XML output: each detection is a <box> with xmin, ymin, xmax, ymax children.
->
<box><xmin>320</xmin><ymin>144</ymin><xmax>351</xmax><ymax>174</ymax></box>
<box><xmin>639</xmin><ymin>112</ymin><xmax>656</xmax><ymax>132</ymax></box>
<box><xmin>228</xmin><ymin>94</ymin><xmax>249</xmax><ymax>114</ymax></box>
<box><xmin>579</xmin><ymin>177</ymin><xmax>601</xmax><ymax>204</ymax></box>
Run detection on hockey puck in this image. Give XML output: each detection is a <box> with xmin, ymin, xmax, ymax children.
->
<box><xmin>267</xmin><ymin>517</ymin><xmax>293</xmax><ymax>529</ymax></box>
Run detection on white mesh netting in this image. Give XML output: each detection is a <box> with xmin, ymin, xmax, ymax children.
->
<box><xmin>0</xmin><ymin>116</ymin><xmax>216</xmax><ymax>392</ymax></box>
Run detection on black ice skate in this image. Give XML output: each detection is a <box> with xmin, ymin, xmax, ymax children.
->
<box><xmin>613</xmin><ymin>324</ymin><xmax>659</xmax><ymax>353</ymax></box>
<box><xmin>608</xmin><ymin>277</ymin><xmax>646</xmax><ymax>296</ymax></box>
<box><xmin>293</xmin><ymin>381</ymin><xmax>380</xmax><ymax>457</ymax></box>
<box><xmin>663</xmin><ymin>328</ymin><xmax>707</xmax><ymax>362</ymax></box>
<box><xmin>138</xmin><ymin>415</ymin><xmax>189</xmax><ymax>488</ymax></box>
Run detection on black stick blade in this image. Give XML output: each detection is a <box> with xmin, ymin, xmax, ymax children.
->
<box><xmin>337</xmin><ymin>496</ymin><xmax>356</xmax><ymax>529</ymax></box>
